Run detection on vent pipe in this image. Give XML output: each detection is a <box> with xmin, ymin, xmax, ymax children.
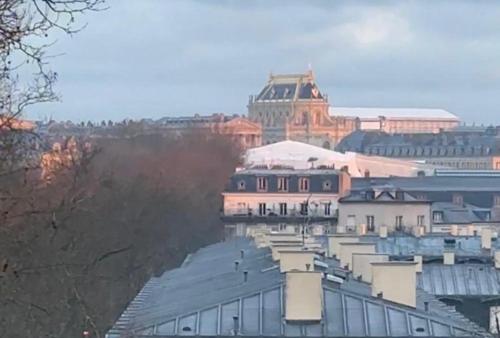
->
<box><xmin>243</xmin><ymin>270</ymin><xmax>248</xmax><ymax>283</ymax></box>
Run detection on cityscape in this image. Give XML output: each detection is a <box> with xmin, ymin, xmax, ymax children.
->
<box><xmin>2</xmin><ymin>1</ymin><xmax>500</xmax><ymax>338</ymax></box>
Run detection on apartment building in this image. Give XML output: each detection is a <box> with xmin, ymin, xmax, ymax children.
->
<box><xmin>221</xmin><ymin>167</ymin><xmax>351</xmax><ymax>237</ymax></box>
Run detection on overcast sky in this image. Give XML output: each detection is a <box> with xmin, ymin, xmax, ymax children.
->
<box><xmin>27</xmin><ymin>0</ymin><xmax>500</xmax><ymax>124</ymax></box>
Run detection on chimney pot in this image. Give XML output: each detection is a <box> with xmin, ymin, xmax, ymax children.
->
<box><xmin>240</xmin><ymin>249</ymin><xmax>245</xmax><ymax>259</ymax></box>
<box><xmin>234</xmin><ymin>261</ymin><xmax>239</xmax><ymax>271</ymax></box>
<box><xmin>424</xmin><ymin>301</ymin><xmax>429</xmax><ymax>312</ymax></box>
<box><xmin>243</xmin><ymin>270</ymin><xmax>248</xmax><ymax>282</ymax></box>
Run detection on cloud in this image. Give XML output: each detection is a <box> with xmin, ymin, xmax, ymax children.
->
<box><xmin>25</xmin><ymin>0</ymin><xmax>500</xmax><ymax>124</ymax></box>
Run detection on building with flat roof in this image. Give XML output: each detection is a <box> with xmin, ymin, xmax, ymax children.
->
<box><xmin>336</xmin><ymin>128</ymin><xmax>500</xmax><ymax>170</ymax></box>
<box><xmin>330</xmin><ymin>107</ymin><xmax>460</xmax><ymax>134</ymax></box>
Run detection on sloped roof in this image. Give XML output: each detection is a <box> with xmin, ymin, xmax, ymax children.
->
<box><xmin>254</xmin><ymin>72</ymin><xmax>325</xmax><ymax>102</ymax></box>
<box><xmin>418</xmin><ymin>263</ymin><xmax>500</xmax><ymax>296</ymax></box>
<box><xmin>106</xmin><ymin>238</ymin><xmax>488</xmax><ymax>338</ymax></box>
<box><xmin>330</xmin><ymin>107</ymin><xmax>459</xmax><ymax>120</ymax></box>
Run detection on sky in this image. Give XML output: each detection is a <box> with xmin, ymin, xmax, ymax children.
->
<box><xmin>27</xmin><ymin>0</ymin><xmax>500</xmax><ymax>124</ymax></box>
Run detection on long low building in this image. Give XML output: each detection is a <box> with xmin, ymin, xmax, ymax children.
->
<box><xmin>330</xmin><ymin>107</ymin><xmax>460</xmax><ymax>134</ymax></box>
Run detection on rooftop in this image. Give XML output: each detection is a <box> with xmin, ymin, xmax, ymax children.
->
<box><xmin>352</xmin><ymin>176</ymin><xmax>500</xmax><ymax>193</ymax></box>
<box><xmin>330</xmin><ymin>107</ymin><xmax>459</xmax><ymax>120</ymax></box>
<box><xmin>253</xmin><ymin>71</ymin><xmax>325</xmax><ymax>102</ymax></box>
<box><xmin>106</xmin><ymin>238</ymin><xmax>486</xmax><ymax>337</ymax></box>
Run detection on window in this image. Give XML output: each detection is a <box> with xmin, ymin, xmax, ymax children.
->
<box><xmin>366</xmin><ymin>215</ymin><xmax>375</xmax><ymax>231</ymax></box>
<box><xmin>494</xmin><ymin>195</ymin><xmax>500</xmax><ymax>206</ymax></box>
<box><xmin>322</xmin><ymin>180</ymin><xmax>332</xmax><ymax>191</ymax></box>
<box><xmin>395</xmin><ymin>191</ymin><xmax>404</xmax><ymax>200</ymax></box>
<box><xmin>300</xmin><ymin>202</ymin><xmax>308</xmax><ymax>216</ymax></box>
<box><xmin>277</xmin><ymin>177</ymin><xmax>289</xmax><ymax>192</ymax></box>
<box><xmin>258</xmin><ymin>203</ymin><xmax>266</xmax><ymax>216</ymax></box>
<box><xmin>257</xmin><ymin>177</ymin><xmax>268</xmax><ymax>192</ymax></box>
<box><xmin>433</xmin><ymin>211</ymin><xmax>443</xmax><ymax>223</ymax></box>
<box><xmin>324</xmin><ymin>203</ymin><xmax>331</xmax><ymax>216</ymax></box>
<box><xmin>395</xmin><ymin>216</ymin><xmax>403</xmax><ymax>229</ymax></box>
<box><xmin>237</xmin><ymin>180</ymin><xmax>246</xmax><ymax>191</ymax></box>
<box><xmin>279</xmin><ymin>223</ymin><xmax>287</xmax><ymax>231</ymax></box>
<box><xmin>417</xmin><ymin>215</ymin><xmax>425</xmax><ymax>227</ymax></box>
<box><xmin>452</xmin><ymin>193</ymin><xmax>463</xmax><ymax>206</ymax></box>
<box><xmin>298</xmin><ymin>177</ymin><xmax>309</xmax><ymax>192</ymax></box>
<box><xmin>279</xmin><ymin>203</ymin><xmax>287</xmax><ymax>216</ymax></box>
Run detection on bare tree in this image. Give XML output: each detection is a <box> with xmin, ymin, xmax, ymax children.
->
<box><xmin>1</xmin><ymin>0</ymin><xmax>105</xmax><ymax>127</ymax></box>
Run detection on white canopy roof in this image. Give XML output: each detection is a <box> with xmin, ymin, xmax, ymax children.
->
<box><xmin>244</xmin><ymin>140</ymin><xmax>436</xmax><ymax>177</ymax></box>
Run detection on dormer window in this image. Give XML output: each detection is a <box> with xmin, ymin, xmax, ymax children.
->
<box><xmin>433</xmin><ymin>211</ymin><xmax>443</xmax><ymax>223</ymax></box>
<box><xmin>322</xmin><ymin>180</ymin><xmax>332</xmax><ymax>191</ymax></box>
<box><xmin>298</xmin><ymin>177</ymin><xmax>309</xmax><ymax>192</ymax></box>
<box><xmin>235</xmin><ymin>180</ymin><xmax>245</xmax><ymax>191</ymax></box>
<box><xmin>257</xmin><ymin>177</ymin><xmax>268</xmax><ymax>192</ymax></box>
<box><xmin>452</xmin><ymin>193</ymin><xmax>463</xmax><ymax>206</ymax></box>
<box><xmin>395</xmin><ymin>191</ymin><xmax>404</xmax><ymax>200</ymax></box>
<box><xmin>277</xmin><ymin>177</ymin><xmax>289</xmax><ymax>192</ymax></box>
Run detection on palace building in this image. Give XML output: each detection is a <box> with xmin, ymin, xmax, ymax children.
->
<box><xmin>248</xmin><ymin>71</ymin><xmax>359</xmax><ymax>148</ymax></box>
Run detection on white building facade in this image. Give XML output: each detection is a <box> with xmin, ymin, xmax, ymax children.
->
<box><xmin>222</xmin><ymin>168</ymin><xmax>351</xmax><ymax>237</ymax></box>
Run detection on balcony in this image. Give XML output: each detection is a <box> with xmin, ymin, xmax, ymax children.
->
<box><xmin>220</xmin><ymin>207</ymin><xmax>336</xmax><ymax>224</ymax></box>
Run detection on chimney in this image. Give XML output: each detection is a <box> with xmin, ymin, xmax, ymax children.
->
<box><xmin>285</xmin><ymin>271</ymin><xmax>322</xmax><ymax>322</ymax></box>
<box><xmin>338</xmin><ymin>243</ymin><xmax>376</xmax><ymax>270</ymax></box>
<box><xmin>352</xmin><ymin>253</ymin><xmax>389</xmax><ymax>283</ymax></box>
<box><xmin>443</xmin><ymin>251</ymin><xmax>455</xmax><ymax>265</ymax></box>
<box><xmin>467</xmin><ymin>225</ymin><xmax>475</xmax><ymax>236</ymax></box>
<box><xmin>371</xmin><ymin>262</ymin><xmax>417</xmax><ymax>308</ymax></box>
<box><xmin>379</xmin><ymin>225</ymin><xmax>388</xmax><ymax>238</ymax></box>
<box><xmin>327</xmin><ymin>235</ymin><xmax>359</xmax><ymax>258</ymax></box>
<box><xmin>495</xmin><ymin>251</ymin><xmax>500</xmax><ymax>269</ymax></box>
<box><xmin>271</xmin><ymin>244</ymin><xmax>303</xmax><ymax>261</ymax></box>
<box><xmin>482</xmin><ymin>228</ymin><xmax>492</xmax><ymax>249</ymax></box>
<box><xmin>450</xmin><ymin>225</ymin><xmax>458</xmax><ymax>236</ymax></box>
<box><xmin>279</xmin><ymin>250</ymin><xmax>315</xmax><ymax>273</ymax></box>
<box><xmin>414</xmin><ymin>226</ymin><xmax>425</xmax><ymax>238</ymax></box>
<box><xmin>414</xmin><ymin>255</ymin><xmax>423</xmax><ymax>273</ymax></box>
<box><xmin>338</xmin><ymin>170</ymin><xmax>352</xmax><ymax>198</ymax></box>
<box><xmin>357</xmin><ymin>223</ymin><xmax>367</xmax><ymax>236</ymax></box>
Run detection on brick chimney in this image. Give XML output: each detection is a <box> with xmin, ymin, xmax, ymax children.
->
<box><xmin>371</xmin><ymin>262</ymin><xmax>417</xmax><ymax>308</ymax></box>
<box><xmin>285</xmin><ymin>271</ymin><xmax>322</xmax><ymax>322</ymax></box>
<box><xmin>481</xmin><ymin>228</ymin><xmax>492</xmax><ymax>249</ymax></box>
<box><xmin>279</xmin><ymin>250</ymin><xmax>315</xmax><ymax>273</ymax></box>
<box><xmin>338</xmin><ymin>170</ymin><xmax>352</xmax><ymax>198</ymax></box>
<box><xmin>338</xmin><ymin>243</ymin><xmax>376</xmax><ymax>270</ymax></box>
<box><xmin>327</xmin><ymin>234</ymin><xmax>359</xmax><ymax>258</ymax></box>
<box><xmin>352</xmin><ymin>253</ymin><xmax>389</xmax><ymax>283</ymax></box>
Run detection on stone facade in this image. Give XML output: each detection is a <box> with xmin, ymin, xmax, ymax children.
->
<box><xmin>248</xmin><ymin>71</ymin><xmax>359</xmax><ymax>148</ymax></box>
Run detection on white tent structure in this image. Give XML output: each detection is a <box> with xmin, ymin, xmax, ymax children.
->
<box><xmin>244</xmin><ymin>140</ymin><xmax>436</xmax><ymax>177</ymax></box>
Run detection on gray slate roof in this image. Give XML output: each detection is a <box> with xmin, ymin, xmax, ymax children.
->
<box><xmin>106</xmin><ymin>238</ymin><xmax>489</xmax><ymax>338</ymax></box>
<box><xmin>418</xmin><ymin>263</ymin><xmax>500</xmax><ymax>296</ymax></box>
<box><xmin>357</xmin><ymin>234</ymin><xmax>500</xmax><ymax>258</ymax></box>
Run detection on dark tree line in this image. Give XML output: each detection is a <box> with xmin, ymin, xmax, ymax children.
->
<box><xmin>0</xmin><ymin>130</ymin><xmax>242</xmax><ymax>337</ymax></box>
